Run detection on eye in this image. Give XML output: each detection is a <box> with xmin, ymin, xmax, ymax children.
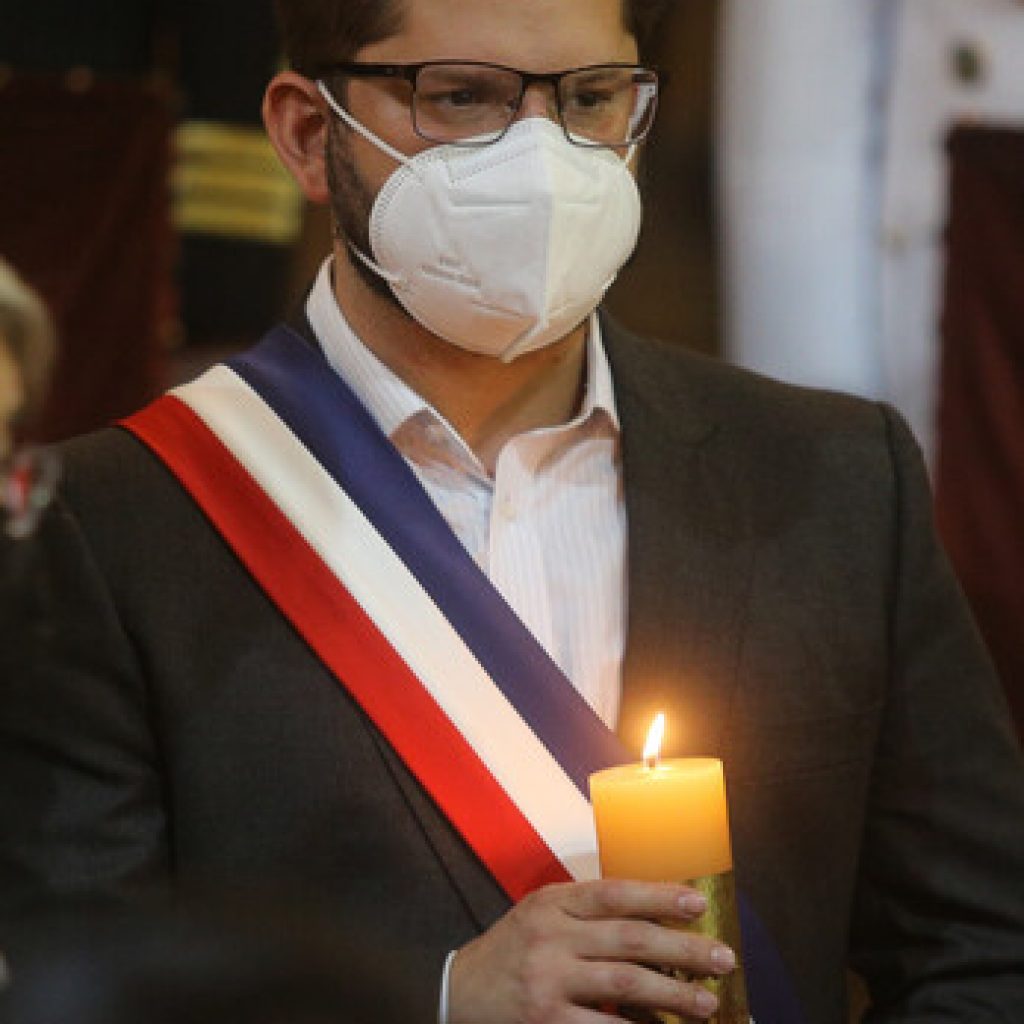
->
<box><xmin>430</xmin><ymin>86</ymin><xmax>485</xmax><ymax>108</ymax></box>
<box><xmin>571</xmin><ymin>87</ymin><xmax>616</xmax><ymax>110</ymax></box>
<box><xmin>564</xmin><ymin>71</ymin><xmax>627</xmax><ymax>117</ymax></box>
<box><xmin>418</xmin><ymin>70</ymin><xmax>510</xmax><ymax>111</ymax></box>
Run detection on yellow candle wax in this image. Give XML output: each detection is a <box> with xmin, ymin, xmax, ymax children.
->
<box><xmin>589</xmin><ymin>757</ymin><xmax>733</xmax><ymax>882</ymax></box>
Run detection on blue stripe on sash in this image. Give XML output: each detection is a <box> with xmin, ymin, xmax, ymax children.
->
<box><xmin>227</xmin><ymin>325</ymin><xmax>806</xmax><ymax>1024</ymax></box>
<box><xmin>229</xmin><ymin>327</ymin><xmax>628</xmax><ymax>791</ymax></box>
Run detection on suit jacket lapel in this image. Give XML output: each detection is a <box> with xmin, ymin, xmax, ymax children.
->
<box><xmin>604</xmin><ymin>317</ymin><xmax>757</xmax><ymax>762</ymax></box>
<box><xmin>369</xmin><ymin>727</ymin><xmax>512</xmax><ymax>930</ymax></box>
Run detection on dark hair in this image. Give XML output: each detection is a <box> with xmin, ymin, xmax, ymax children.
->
<box><xmin>273</xmin><ymin>0</ymin><xmax>404</xmax><ymax>78</ymax></box>
<box><xmin>274</xmin><ymin>0</ymin><xmax>676</xmax><ymax>77</ymax></box>
<box><xmin>624</xmin><ymin>0</ymin><xmax>677</xmax><ymax>58</ymax></box>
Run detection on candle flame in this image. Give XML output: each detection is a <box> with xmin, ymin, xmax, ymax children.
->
<box><xmin>643</xmin><ymin>712</ymin><xmax>666</xmax><ymax>768</ymax></box>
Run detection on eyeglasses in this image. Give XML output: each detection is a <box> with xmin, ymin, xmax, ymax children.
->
<box><xmin>321</xmin><ymin>60</ymin><xmax>659</xmax><ymax>149</ymax></box>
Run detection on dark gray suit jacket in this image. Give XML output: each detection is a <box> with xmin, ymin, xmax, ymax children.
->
<box><xmin>3</xmin><ymin>317</ymin><xmax>1023</xmax><ymax>1022</ymax></box>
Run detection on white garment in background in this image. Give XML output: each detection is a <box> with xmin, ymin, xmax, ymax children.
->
<box><xmin>718</xmin><ymin>0</ymin><xmax>1024</xmax><ymax>468</ymax></box>
<box><xmin>882</xmin><ymin>0</ymin><xmax>1024</xmax><ymax>466</ymax></box>
<box><xmin>718</xmin><ymin>0</ymin><xmax>890</xmax><ymax>400</ymax></box>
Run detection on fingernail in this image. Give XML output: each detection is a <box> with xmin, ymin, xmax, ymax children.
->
<box><xmin>710</xmin><ymin>945</ymin><xmax>736</xmax><ymax>972</ymax></box>
<box><xmin>695</xmin><ymin>988</ymin><xmax>718</xmax><ymax>1016</ymax></box>
<box><xmin>680</xmin><ymin>892</ymin><xmax>707</xmax><ymax>914</ymax></box>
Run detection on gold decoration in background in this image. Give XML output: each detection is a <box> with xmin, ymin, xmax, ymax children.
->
<box><xmin>173</xmin><ymin>122</ymin><xmax>303</xmax><ymax>245</ymax></box>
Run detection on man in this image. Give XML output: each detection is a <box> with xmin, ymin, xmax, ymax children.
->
<box><xmin>2</xmin><ymin>2</ymin><xmax>1023</xmax><ymax>1023</ymax></box>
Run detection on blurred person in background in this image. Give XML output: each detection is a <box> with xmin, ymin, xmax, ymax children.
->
<box><xmin>0</xmin><ymin>258</ymin><xmax>58</xmax><ymax>688</ymax></box>
<box><xmin>0</xmin><ymin>259</ymin><xmax>54</xmax><ymax>466</ymax></box>
<box><xmin>0</xmin><ymin>258</ymin><xmax>58</xmax><ymax>548</ymax></box>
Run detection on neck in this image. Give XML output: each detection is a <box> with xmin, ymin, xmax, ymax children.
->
<box><xmin>331</xmin><ymin>245</ymin><xmax>589</xmax><ymax>475</ymax></box>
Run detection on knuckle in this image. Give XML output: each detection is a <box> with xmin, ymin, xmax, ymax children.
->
<box><xmin>522</xmin><ymin>994</ymin><xmax>561</xmax><ymax>1024</ymax></box>
<box><xmin>519</xmin><ymin>956</ymin><xmax>570</xmax><ymax>1024</ymax></box>
<box><xmin>518</xmin><ymin>887</ymin><xmax>544</xmax><ymax>914</ymax></box>
<box><xmin>532</xmin><ymin>880</ymin><xmax>568</xmax><ymax>903</ymax></box>
<box><xmin>616</xmin><ymin>919</ymin><xmax>649</xmax><ymax>956</ymax></box>
<box><xmin>594</xmin><ymin>877</ymin><xmax>630</xmax><ymax>914</ymax></box>
<box><xmin>675</xmin><ymin>931</ymin><xmax>713</xmax><ymax>968</ymax></box>
<box><xmin>519</xmin><ymin>922</ymin><xmax>552</xmax><ymax>962</ymax></box>
<box><xmin>672</xmin><ymin>929</ymin><xmax>693</xmax><ymax>957</ymax></box>
<box><xmin>604</xmin><ymin>962</ymin><xmax>642</xmax><ymax>1000</ymax></box>
<box><xmin>514</xmin><ymin>896</ymin><xmax>560</xmax><ymax>947</ymax></box>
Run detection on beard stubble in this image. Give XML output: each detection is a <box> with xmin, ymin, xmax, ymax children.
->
<box><xmin>325</xmin><ymin>120</ymin><xmax>404</xmax><ymax>307</ymax></box>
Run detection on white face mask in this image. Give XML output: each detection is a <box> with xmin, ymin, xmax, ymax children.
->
<box><xmin>318</xmin><ymin>81</ymin><xmax>643</xmax><ymax>362</ymax></box>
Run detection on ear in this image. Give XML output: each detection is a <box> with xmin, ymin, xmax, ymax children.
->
<box><xmin>263</xmin><ymin>71</ymin><xmax>331</xmax><ymax>205</ymax></box>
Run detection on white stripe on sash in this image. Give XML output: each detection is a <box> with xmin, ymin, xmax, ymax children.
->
<box><xmin>174</xmin><ymin>366</ymin><xmax>600</xmax><ymax>881</ymax></box>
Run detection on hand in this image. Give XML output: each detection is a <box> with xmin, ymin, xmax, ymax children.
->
<box><xmin>448</xmin><ymin>879</ymin><xmax>736</xmax><ymax>1024</ymax></box>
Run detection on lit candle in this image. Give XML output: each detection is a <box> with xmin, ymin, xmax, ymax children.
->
<box><xmin>589</xmin><ymin>714</ymin><xmax>749</xmax><ymax>1024</ymax></box>
<box><xmin>590</xmin><ymin>713</ymin><xmax>733</xmax><ymax>882</ymax></box>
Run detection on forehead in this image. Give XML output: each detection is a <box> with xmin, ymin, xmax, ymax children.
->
<box><xmin>357</xmin><ymin>0</ymin><xmax>637</xmax><ymax>69</ymax></box>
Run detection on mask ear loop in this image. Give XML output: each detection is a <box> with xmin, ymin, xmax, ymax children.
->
<box><xmin>317</xmin><ymin>80</ymin><xmax>412</xmax><ymax>166</ymax></box>
<box><xmin>316</xmin><ymin>80</ymin><xmax>406</xmax><ymax>287</ymax></box>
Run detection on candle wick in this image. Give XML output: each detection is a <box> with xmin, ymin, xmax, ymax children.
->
<box><xmin>644</xmin><ymin>755</ymin><xmax>658</xmax><ymax>770</ymax></box>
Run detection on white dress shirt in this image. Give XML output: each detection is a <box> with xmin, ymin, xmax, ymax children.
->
<box><xmin>306</xmin><ymin>258</ymin><xmax>627</xmax><ymax>729</ymax></box>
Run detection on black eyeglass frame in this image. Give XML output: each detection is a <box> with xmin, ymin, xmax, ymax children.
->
<box><xmin>319</xmin><ymin>59</ymin><xmax>660</xmax><ymax>149</ymax></box>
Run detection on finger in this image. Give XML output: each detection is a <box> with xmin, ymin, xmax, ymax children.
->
<box><xmin>559</xmin><ymin>878</ymin><xmax>709</xmax><ymax>924</ymax></box>
<box><xmin>559</xmin><ymin>1006</ymin><xmax>635</xmax><ymax>1024</ymax></box>
<box><xmin>573</xmin><ymin>917</ymin><xmax>736</xmax><ymax>978</ymax></box>
<box><xmin>568</xmin><ymin>959</ymin><xmax>720</xmax><ymax>1021</ymax></box>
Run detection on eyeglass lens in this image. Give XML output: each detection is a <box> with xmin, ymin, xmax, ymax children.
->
<box><xmin>411</xmin><ymin>64</ymin><xmax>657</xmax><ymax>146</ymax></box>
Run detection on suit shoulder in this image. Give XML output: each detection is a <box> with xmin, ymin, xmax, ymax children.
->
<box><xmin>50</xmin><ymin>425</ymin><xmax>197</xmax><ymax>557</ymax></box>
<box><xmin>55</xmin><ymin>426</ymin><xmax>167</xmax><ymax>504</ymax></box>
<box><xmin>604</xmin><ymin>319</ymin><xmax>890</xmax><ymax>443</ymax></box>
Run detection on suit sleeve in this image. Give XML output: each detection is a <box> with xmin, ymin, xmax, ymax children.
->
<box><xmin>849</xmin><ymin>405</ymin><xmax>1024</xmax><ymax>1020</ymax></box>
<box><xmin>0</xmin><ymin>492</ymin><xmax>170</xmax><ymax>935</ymax></box>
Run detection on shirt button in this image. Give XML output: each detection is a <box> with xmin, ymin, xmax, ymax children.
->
<box><xmin>499</xmin><ymin>494</ymin><xmax>516</xmax><ymax>521</ymax></box>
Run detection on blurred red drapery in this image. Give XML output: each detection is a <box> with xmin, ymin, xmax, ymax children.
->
<box><xmin>936</xmin><ymin>125</ymin><xmax>1024</xmax><ymax>740</ymax></box>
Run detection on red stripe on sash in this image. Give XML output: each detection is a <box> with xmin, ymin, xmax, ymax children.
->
<box><xmin>124</xmin><ymin>395</ymin><xmax>570</xmax><ymax>901</ymax></box>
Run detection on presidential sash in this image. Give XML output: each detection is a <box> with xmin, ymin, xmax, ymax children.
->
<box><xmin>122</xmin><ymin>325</ymin><xmax>805</xmax><ymax>1023</ymax></box>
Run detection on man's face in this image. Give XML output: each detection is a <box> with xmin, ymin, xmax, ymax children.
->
<box><xmin>326</xmin><ymin>0</ymin><xmax>639</xmax><ymax>277</ymax></box>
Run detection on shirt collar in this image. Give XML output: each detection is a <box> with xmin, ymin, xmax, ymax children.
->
<box><xmin>306</xmin><ymin>258</ymin><xmax>429</xmax><ymax>439</ymax></box>
<box><xmin>305</xmin><ymin>256</ymin><xmax>620</xmax><ymax>441</ymax></box>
